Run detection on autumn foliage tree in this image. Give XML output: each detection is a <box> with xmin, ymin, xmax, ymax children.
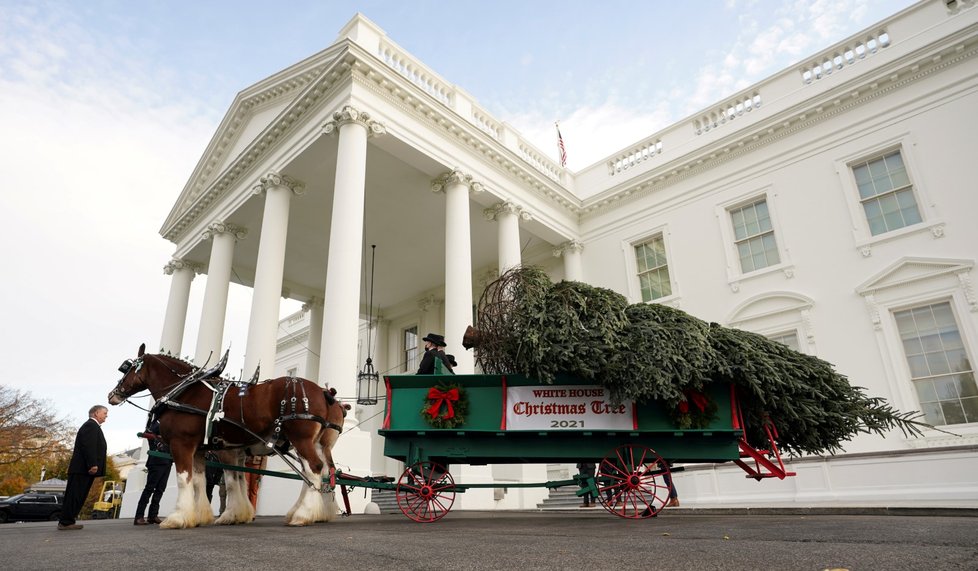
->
<box><xmin>0</xmin><ymin>385</ymin><xmax>74</xmax><ymax>493</ymax></box>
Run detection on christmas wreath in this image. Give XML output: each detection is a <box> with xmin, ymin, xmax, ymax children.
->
<box><xmin>421</xmin><ymin>382</ymin><xmax>469</xmax><ymax>429</ymax></box>
<box><xmin>670</xmin><ymin>389</ymin><xmax>718</xmax><ymax>429</ymax></box>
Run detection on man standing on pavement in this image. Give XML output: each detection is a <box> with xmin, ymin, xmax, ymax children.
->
<box><xmin>58</xmin><ymin>405</ymin><xmax>108</xmax><ymax>530</ymax></box>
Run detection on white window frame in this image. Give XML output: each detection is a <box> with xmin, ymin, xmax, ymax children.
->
<box><xmin>725</xmin><ymin>291</ymin><xmax>816</xmax><ymax>354</ymax></box>
<box><xmin>715</xmin><ymin>186</ymin><xmax>794</xmax><ymax>291</ymax></box>
<box><xmin>621</xmin><ymin>224</ymin><xmax>679</xmax><ymax>306</ymax></box>
<box><xmin>857</xmin><ymin>258</ymin><xmax>978</xmax><ymax>443</ymax></box>
<box><xmin>402</xmin><ymin>324</ymin><xmax>420</xmax><ymax>374</ymax></box>
<box><xmin>833</xmin><ymin>134</ymin><xmax>943</xmax><ymax>257</ymax></box>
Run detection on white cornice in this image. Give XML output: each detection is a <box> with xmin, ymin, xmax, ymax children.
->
<box><xmin>578</xmin><ymin>29</ymin><xmax>978</xmax><ymax>221</ymax></box>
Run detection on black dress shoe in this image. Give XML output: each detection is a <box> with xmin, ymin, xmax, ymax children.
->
<box><xmin>149</xmin><ymin>516</ymin><xmax>164</xmax><ymax>524</ymax></box>
<box><xmin>58</xmin><ymin>523</ymin><xmax>83</xmax><ymax>530</ymax></box>
<box><xmin>133</xmin><ymin>517</ymin><xmax>149</xmax><ymax>525</ymax></box>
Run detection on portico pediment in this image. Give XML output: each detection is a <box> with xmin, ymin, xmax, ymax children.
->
<box><xmin>855</xmin><ymin>257</ymin><xmax>974</xmax><ymax>295</ymax></box>
<box><xmin>160</xmin><ymin>43</ymin><xmax>347</xmax><ymax>239</ymax></box>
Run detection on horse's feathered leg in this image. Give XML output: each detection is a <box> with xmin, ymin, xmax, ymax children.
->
<box><xmin>159</xmin><ymin>439</ymin><xmax>199</xmax><ymax>529</ymax></box>
<box><xmin>192</xmin><ymin>452</ymin><xmax>215</xmax><ymax>525</ymax></box>
<box><xmin>215</xmin><ymin>449</ymin><xmax>254</xmax><ymax>525</ymax></box>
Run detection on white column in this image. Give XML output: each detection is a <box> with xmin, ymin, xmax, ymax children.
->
<box><xmin>485</xmin><ymin>201</ymin><xmax>530</xmax><ymax>274</ymax></box>
<box><xmin>194</xmin><ymin>222</ymin><xmax>247</xmax><ymax>366</ymax></box>
<box><xmin>554</xmin><ymin>240</ymin><xmax>584</xmax><ymax>282</ymax></box>
<box><xmin>243</xmin><ymin>172</ymin><xmax>304</xmax><ymax>376</ymax></box>
<box><xmin>432</xmin><ymin>169</ymin><xmax>483</xmax><ymax>374</ymax></box>
<box><xmin>320</xmin><ymin>105</ymin><xmax>386</xmax><ymax>398</ymax></box>
<box><xmin>303</xmin><ymin>298</ymin><xmax>324</xmax><ymax>381</ymax></box>
<box><xmin>159</xmin><ymin>259</ymin><xmax>199</xmax><ymax>356</ymax></box>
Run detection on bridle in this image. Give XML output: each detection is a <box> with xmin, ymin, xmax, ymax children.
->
<box><xmin>109</xmin><ymin>357</ymin><xmax>144</xmax><ymax>403</ymax></box>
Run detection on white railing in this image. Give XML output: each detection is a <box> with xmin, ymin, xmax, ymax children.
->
<box><xmin>519</xmin><ymin>142</ymin><xmax>562</xmax><ymax>182</ymax></box>
<box><xmin>378</xmin><ymin>40</ymin><xmax>452</xmax><ymax>105</ymax></box>
<box><xmin>607</xmin><ymin>140</ymin><xmax>663</xmax><ymax>175</ymax></box>
<box><xmin>693</xmin><ymin>92</ymin><xmax>763</xmax><ymax>136</ymax></box>
<box><xmin>800</xmin><ymin>29</ymin><xmax>891</xmax><ymax>84</ymax></box>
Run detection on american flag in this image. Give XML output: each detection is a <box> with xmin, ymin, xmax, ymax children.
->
<box><xmin>556</xmin><ymin>122</ymin><xmax>567</xmax><ymax>167</ymax></box>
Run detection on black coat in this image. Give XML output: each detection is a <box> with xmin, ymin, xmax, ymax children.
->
<box><xmin>416</xmin><ymin>347</ymin><xmax>453</xmax><ymax>374</ymax></box>
<box><xmin>68</xmin><ymin>418</ymin><xmax>107</xmax><ymax>476</ymax></box>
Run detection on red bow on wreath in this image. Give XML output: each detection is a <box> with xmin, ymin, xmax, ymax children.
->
<box><xmin>678</xmin><ymin>390</ymin><xmax>709</xmax><ymax>414</ymax></box>
<box><xmin>425</xmin><ymin>387</ymin><xmax>460</xmax><ymax>420</ymax></box>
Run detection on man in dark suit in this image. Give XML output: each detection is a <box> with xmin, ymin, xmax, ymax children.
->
<box><xmin>58</xmin><ymin>405</ymin><xmax>108</xmax><ymax>530</ymax></box>
<box><xmin>416</xmin><ymin>332</ymin><xmax>452</xmax><ymax>374</ymax></box>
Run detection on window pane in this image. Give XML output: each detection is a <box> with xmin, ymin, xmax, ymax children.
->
<box><xmin>961</xmin><ymin>397</ymin><xmax>978</xmax><ymax>423</ymax></box>
<box><xmin>914</xmin><ymin>379</ymin><xmax>937</xmax><ymax>402</ymax></box>
<box><xmin>907</xmin><ymin>355</ymin><xmax>930</xmax><ymax>378</ymax></box>
<box><xmin>940</xmin><ymin>400</ymin><xmax>966</xmax><ymax>425</ymax></box>
<box><xmin>853</xmin><ymin>150</ymin><xmax>920</xmax><ymax>235</ymax></box>
<box><xmin>896</xmin><ymin>302</ymin><xmax>975</xmax><ymax>427</ymax></box>
<box><xmin>919</xmin><ymin>401</ymin><xmax>944</xmax><ymax>425</ymax></box>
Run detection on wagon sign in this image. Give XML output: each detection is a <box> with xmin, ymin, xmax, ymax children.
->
<box><xmin>506</xmin><ymin>385</ymin><xmax>635</xmax><ymax>430</ymax></box>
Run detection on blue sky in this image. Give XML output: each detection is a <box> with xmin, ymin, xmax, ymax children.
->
<box><xmin>0</xmin><ymin>0</ymin><xmax>917</xmax><ymax>454</ymax></box>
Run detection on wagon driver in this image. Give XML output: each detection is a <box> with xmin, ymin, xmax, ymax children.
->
<box><xmin>416</xmin><ymin>332</ymin><xmax>453</xmax><ymax>374</ymax></box>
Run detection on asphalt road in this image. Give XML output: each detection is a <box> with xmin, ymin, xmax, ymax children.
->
<box><xmin>1</xmin><ymin>511</ymin><xmax>975</xmax><ymax>571</ymax></box>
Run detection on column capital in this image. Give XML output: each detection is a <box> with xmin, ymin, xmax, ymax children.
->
<box><xmin>484</xmin><ymin>201</ymin><xmax>532</xmax><ymax>222</ymax></box>
<box><xmin>417</xmin><ymin>294</ymin><xmax>441</xmax><ymax>313</ymax></box>
<box><xmin>322</xmin><ymin>105</ymin><xmax>387</xmax><ymax>137</ymax></box>
<box><xmin>201</xmin><ymin>221</ymin><xmax>248</xmax><ymax>242</ymax></box>
<box><xmin>552</xmin><ymin>240</ymin><xmax>584</xmax><ymax>257</ymax></box>
<box><xmin>163</xmin><ymin>258</ymin><xmax>202</xmax><ymax>275</ymax></box>
<box><xmin>431</xmin><ymin>168</ymin><xmax>484</xmax><ymax>194</ymax></box>
<box><xmin>302</xmin><ymin>297</ymin><xmax>324</xmax><ymax>313</ymax></box>
<box><xmin>252</xmin><ymin>172</ymin><xmax>305</xmax><ymax>197</ymax></box>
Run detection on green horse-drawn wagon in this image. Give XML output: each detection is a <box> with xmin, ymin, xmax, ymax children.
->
<box><xmin>362</xmin><ymin>370</ymin><xmax>793</xmax><ymax>522</ymax></box>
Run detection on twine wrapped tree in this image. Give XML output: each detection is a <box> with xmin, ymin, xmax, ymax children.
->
<box><xmin>466</xmin><ymin>267</ymin><xmax>925</xmax><ymax>456</ymax></box>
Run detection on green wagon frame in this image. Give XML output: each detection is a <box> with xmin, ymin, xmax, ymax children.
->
<box><xmin>337</xmin><ymin>372</ymin><xmax>795</xmax><ymax>522</ymax></box>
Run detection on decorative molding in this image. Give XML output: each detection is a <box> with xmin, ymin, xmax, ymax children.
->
<box><xmin>163</xmin><ymin>258</ymin><xmax>202</xmax><ymax>275</ymax></box>
<box><xmin>252</xmin><ymin>172</ymin><xmax>305</xmax><ymax>197</ymax></box>
<box><xmin>931</xmin><ymin>223</ymin><xmax>946</xmax><ymax>238</ymax></box>
<box><xmin>958</xmin><ymin>271</ymin><xmax>978</xmax><ymax>312</ymax></box>
<box><xmin>801</xmin><ymin>308</ymin><xmax>816</xmax><ymax>344</ymax></box>
<box><xmin>783</xmin><ymin>267</ymin><xmax>795</xmax><ymax>279</ymax></box>
<box><xmin>321</xmin><ymin>104</ymin><xmax>387</xmax><ymax>137</ymax></box>
<box><xmin>860</xmin><ymin>246</ymin><xmax>873</xmax><ymax>258</ymax></box>
<box><xmin>855</xmin><ymin>257</ymin><xmax>975</xmax><ymax>295</ymax></box>
<box><xmin>201</xmin><ymin>221</ymin><xmax>248</xmax><ymax>241</ymax></box>
<box><xmin>552</xmin><ymin>240</ymin><xmax>584</xmax><ymax>258</ymax></box>
<box><xmin>864</xmin><ymin>294</ymin><xmax>882</xmax><ymax>330</ymax></box>
<box><xmin>302</xmin><ymin>297</ymin><xmax>324</xmax><ymax>313</ymax></box>
<box><xmin>579</xmin><ymin>39</ymin><xmax>978</xmax><ymax>221</ymax></box>
<box><xmin>483</xmin><ymin>201</ymin><xmax>531</xmax><ymax>222</ymax></box>
<box><xmin>729</xmin><ymin>282</ymin><xmax>741</xmax><ymax>293</ymax></box>
<box><xmin>431</xmin><ymin>168</ymin><xmax>484</xmax><ymax>194</ymax></box>
<box><xmin>417</xmin><ymin>294</ymin><xmax>436</xmax><ymax>312</ymax></box>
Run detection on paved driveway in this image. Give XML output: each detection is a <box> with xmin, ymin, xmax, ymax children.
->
<box><xmin>2</xmin><ymin>511</ymin><xmax>975</xmax><ymax>571</ymax></box>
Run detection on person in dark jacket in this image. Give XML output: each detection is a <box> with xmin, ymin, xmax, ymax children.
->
<box><xmin>416</xmin><ymin>333</ymin><xmax>453</xmax><ymax>374</ymax></box>
<box><xmin>134</xmin><ymin>419</ymin><xmax>172</xmax><ymax>525</ymax></box>
<box><xmin>576</xmin><ymin>461</ymin><xmax>597</xmax><ymax>507</ymax></box>
<box><xmin>58</xmin><ymin>405</ymin><xmax>108</xmax><ymax>530</ymax></box>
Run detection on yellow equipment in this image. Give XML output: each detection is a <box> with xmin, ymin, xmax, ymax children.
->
<box><xmin>92</xmin><ymin>480</ymin><xmax>123</xmax><ymax>519</ymax></box>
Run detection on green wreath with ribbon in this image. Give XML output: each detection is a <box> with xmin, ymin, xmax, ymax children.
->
<box><xmin>421</xmin><ymin>382</ymin><xmax>468</xmax><ymax>429</ymax></box>
<box><xmin>670</xmin><ymin>389</ymin><xmax>718</xmax><ymax>429</ymax></box>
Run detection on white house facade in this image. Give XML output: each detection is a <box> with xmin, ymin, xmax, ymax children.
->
<box><xmin>122</xmin><ymin>1</ymin><xmax>978</xmax><ymax>517</ymax></box>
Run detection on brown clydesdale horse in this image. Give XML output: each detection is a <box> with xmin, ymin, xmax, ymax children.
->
<box><xmin>108</xmin><ymin>343</ymin><xmax>347</xmax><ymax>528</ymax></box>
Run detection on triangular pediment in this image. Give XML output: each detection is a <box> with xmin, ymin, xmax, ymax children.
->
<box><xmin>856</xmin><ymin>257</ymin><xmax>974</xmax><ymax>295</ymax></box>
<box><xmin>160</xmin><ymin>41</ymin><xmax>348</xmax><ymax>238</ymax></box>
<box><xmin>727</xmin><ymin>292</ymin><xmax>814</xmax><ymax>325</ymax></box>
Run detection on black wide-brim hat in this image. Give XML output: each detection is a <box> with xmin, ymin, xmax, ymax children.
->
<box><xmin>422</xmin><ymin>332</ymin><xmax>447</xmax><ymax>347</ymax></box>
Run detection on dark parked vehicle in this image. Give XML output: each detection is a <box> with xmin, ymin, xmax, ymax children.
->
<box><xmin>0</xmin><ymin>493</ymin><xmax>64</xmax><ymax>523</ymax></box>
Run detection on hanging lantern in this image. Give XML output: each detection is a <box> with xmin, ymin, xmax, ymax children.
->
<box><xmin>357</xmin><ymin>357</ymin><xmax>380</xmax><ymax>405</ymax></box>
<box><xmin>357</xmin><ymin>244</ymin><xmax>380</xmax><ymax>405</ymax></box>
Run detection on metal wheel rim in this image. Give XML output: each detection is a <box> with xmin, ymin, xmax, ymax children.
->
<box><xmin>596</xmin><ymin>444</ymin><xmax>670</xmax><ymax>519</ymax></box>
<box><xmin>395</xmin><ymin>461</ymin><xmax>456</xmax><ymax>522</ymax></box>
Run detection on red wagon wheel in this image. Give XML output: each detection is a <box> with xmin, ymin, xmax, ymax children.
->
<box><xmin>396</xmin><ymin>461</ymin><xmax>456</xmax><ymax>522</ymax></box>
<box><xmin>596</xmin><ymin>444</ymin><xmax>671</xmax><ymax>519</ymax></box>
